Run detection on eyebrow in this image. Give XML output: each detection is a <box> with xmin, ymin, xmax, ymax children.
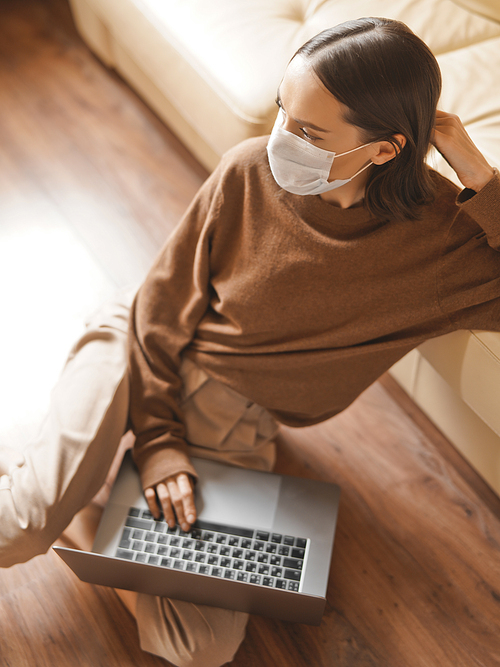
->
<box><xmin>276</xmin><ymin>89</ymin><xmax>330</xmax><ymax>133</ymax></box>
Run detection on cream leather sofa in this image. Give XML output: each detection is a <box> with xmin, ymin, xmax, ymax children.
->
<box><xmin>67</xmin><ymin>0</ymin><xmax>500</xmax><ymax>495</ymax></box>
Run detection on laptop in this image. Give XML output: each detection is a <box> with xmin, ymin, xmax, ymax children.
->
<box><xmin>54</xmin><ymin>451</ymin><xmax>340</xmax><ymax>625</ymax></box>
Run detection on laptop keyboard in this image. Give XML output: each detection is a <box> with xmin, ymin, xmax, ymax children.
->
<box><xmin>115</xmin><ymin>507</ymin><xmax>308</xmax><ymax>592</ymax></box>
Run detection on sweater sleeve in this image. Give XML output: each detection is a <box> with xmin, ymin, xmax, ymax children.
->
<box><xmin>456</xmin><ymin>169</ymin><xmax>500</xmax><ymax>249</ymax></box>
<box><xmin>438</xmin><ymin>169</ymin><xmax>500</xmax><ymax>329</ymax></box>
<box><xmin>128</xmin><ymin>168</ymin><xmax>223</xmax><ymax>491</ymax></box>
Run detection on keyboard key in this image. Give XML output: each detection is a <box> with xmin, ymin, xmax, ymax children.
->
<box><xmin>244</xmin><ymin>550</ymin><xmax>256</xmax><ymax>561</ymax></box>
<box><xmin>219</xmin><ymin>546</ymin><xmax>231</xmax><ymax>556</ymax></box>
<box><xmin>216</xmin><ymin>534</ymin><xmax>227</xmax><ymax>544</ymax></box>
<box><xmin>283</xmin><ymin>557</ymin><xmax>302</xmax><ymax>570</ymax></box>
<box><xmin>220</xmin><ymin>558</ymin><xmax>232</xmax><ymax>568</ymax></box>
<box><xmin>288</xmin><ymin>581</ymin><xmax>300</xmax><ymax>592</ymax></box>
<box><xmin>291</xmin><ymin>547</ymin><xmax>305</xmax><ymax>559</ymax></box>
<box><xmin>145</xmin><ymin>532</ymin><xmax>156</xmax><ymax>542</ymax></box>
<box><xmin>258</xmin><ymin>564</ymin><xmax>270</xmax><ymax>575</ymax></box>
<box><xmin>257</xmin><ymin>553</ymin><xmax>269</xmax><ymax>563</ymax></box>
<box><xmin>278</xmin><ymin>545</ymin><xmax>290</xmax><ymax>556</ymax></box>
<box><xmin>131</xmin><ymin>541</ymin><xmax>144</xmax><ymax>551</ymax></box>
<box><xmin>206</xmin><ymin>543</ymin><xmax>218</xmax><ymax>554</ymax></box>
<box><xmin>224</xmin><ymin>569</ymin><xmax>236</xmax><ymax>580</ymax></box>
<box><xmin>262</xmin><ymin>577</ymin><xmax>274</xmax><ymax>587</ymax></box>
<box><xmin>153</xmin><ymin>522</ymin><xmax>165</xmax><ymax>533</ymax></box>
<box><xmin>295</xmin><ymin>538</ymin><xmax>307</xmax><ymax>548</ymax></box>
<box><xmin>195</xmin><ymin>519</ymin><xmax>254</xmax><ymax>538</ymax></box>
<box><xmin>265</xmin><ymin>543</ymin><xmax>277</xmax><ymax>554</ymax></box>
<box><xmin>186</xmin><ymin>562</ymin><xmax>197</xmax><ymax>572</ymax></box>
<box><xmin>249</xmin><ymin>574</ymin><xmax>262</xmax><ymax>585</ymax></box>
<box><xmin>191</xmin><ymin>529</ymin><xmax>203</xmax><ymax>539</ymax></box>
<box><xmin>241</xmin><ymin>539</ymin><xmax>252</xmax><ymax>549</ymax></box>
<box><xmin>253</xmin><ymin>541</ymin><xmax>265</xmax><ymax>551</ymax></box>
<box><xmin>195</xmin><ymin>553</ymin><xmax>206</xmax><ymax>563</ymax></box>
<box><xmin>135</xmin><ymin>553</ymin><xmax>148</xmax><ymax>563</ymax></box>
<box><xmin>157</xmin><ymin>546</ymin><xmax>169</xmax><ymax>556</ymax></box>
<box><xmin>195</xmin><ymin>540</ymin><xmax>205</xmax><ymax>551</ymax></box>
<box><xmin>283</xmin><ymin>536</ymin><xmax>295</xmax><ymax>546</ymax></box>
<box><xmin>173</xmin><ymin>560</ymin><xmax>185</xmax><ymax>570</ymax></box>
<box><xmin>211</xmin><ymin>567</ymin><xmax>222</xmax><ymax>577</ymax></box>
<box><xmin>142</xmin><ymin>509</ymin><xmax>154</xmax><ymax>519</ymax></box>
<box><xmin>145</xmin><ymin>543</ymin><xmax>157</xmax><ymax>554</ymax></box>
<box><xmin>148</xmin><ymin>555</ymin><xmax>160</xmax><ymax>565</ymax></box>
<box><xmin>203</xmin><ymin>532</ymin><xmax>214</xmax><ymax>542</ymax></box>
<box><xmin>245</xmin><ymin>562</ymin><xmax>257</xmax><ymax>573</ymax></box>
<box><xmin>182</xmin><ymin>538</ymin><xmax>194</xmax><ymax>549</ymax></box>
<box><xmin>182</xmin><ymin>550</ymin><xmax>194</xmax><ymax>560</ymax></box>
<box><xmin>232</xmin><ymin>548</ymin><xmax>243</xmax><ymax>559</ymax></box>
<box><xmin>207</xmin><ymin>555</ymin><xmax>219</xmax><ymax>565</ymax></box>
<box><xmin>271</xmin><ymin>533</ymin><xmax>282</xmax><ymax>544</ymax></box>
<box><xmin>276</xmin><ymin>579</ymin><xmax>287</xmax><ymax>589</ymax></box>
<box><xmin>169</xmin><ymin>536</ymin><xmax>181</xmax><ymax>547</ymax></box>
<box><xmin>237</xmin><ymin>572</ymin><xmax>248</xmax><ymax>582</ymax></box>
<box><xmin>160</xmin><ymin>558</ymin><xmax>172</xmax><ymax>568</ymax></box>
<box><xmin>170</xmin><ymin>548</ymin><xmax>181</xmax><ymax>558</ymax></box>
<box><xmin>119</xmin><ymin>538</ymin><xmax>131</xmax><ymax>549</ymax></box>
<box><xmin>255</xmin><ymin>530</ymin><xmax>269</xmax><ymax>541</ymax></box>
<box><xmin>132</xmin><ymin>529</ymin><xmax>144</xmax><ymax>540</ymax></box>
<box><xmin>125</xmin><ymin>517</ymin><xmax>153</xmax><ymax>530</ymax></box>
<box><xmin>228</xmin><ymin>536</ymin><xmax>239</xmax><ymax>546</ymax></box>
<box><xmin>116</xmin><ymin>549</ymin><xmax>134</xmax><ymax>560</ymax></box>
<box><xmin>284</xmin><ymin>569</ymin><xmax>301</xmax><ymax>581</ymax></box>
<box><xmin>233</xmin><ymin>560</ymin><xmax>244</xmax><ymax>570</ymax></box>
<box><xmin>198</xmin><ymin>565</ymin><xmax>210</xmax><ymax>575</ymax></box>
<box><xmin>271</xmin><ymin>567</ymin><xmax>283</xmax><ymax>578</ymax></box>
<box><xmin>270</xmin><ymin>555</ymin><xmax>281</xmax><ymax>566</ymax></box>
<box><xmin>157</xmin><ymin>535</ymin><xmax>168</xmax><ymax>545</ymax></box>
<box><xmin>128</xmin><ymin>507</ymin><xmax>141</xmax><ymax>517</ymax></box>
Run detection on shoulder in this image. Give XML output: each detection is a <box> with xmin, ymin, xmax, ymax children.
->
<box><xmin>216</xmin><ymin>136</ymin><xmax>272</xmax><ymax>185</ymax></box>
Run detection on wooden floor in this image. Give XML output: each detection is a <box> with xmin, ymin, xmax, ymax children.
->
<box><xmin>1</xmin><ymin>1</ymin><xmax>500</xmax><ymax>665</ymax></box>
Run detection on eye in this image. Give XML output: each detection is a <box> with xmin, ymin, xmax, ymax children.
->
<box><xmin>300</xmin><ymin>128</ymin><xmax>320</xmax><ymax>142</ymax></box>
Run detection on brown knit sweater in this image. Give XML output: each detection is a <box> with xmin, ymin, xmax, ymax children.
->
<box><xmin>128</xmin><ymin>136</ymin><xmax>500</xmax><ymax>490</ymax></box>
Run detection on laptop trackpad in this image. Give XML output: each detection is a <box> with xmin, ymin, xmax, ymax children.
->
<box><xmin>193</xmin><ymin>458</ymin><xmax>281</xmax><ymax>531</ymax></box>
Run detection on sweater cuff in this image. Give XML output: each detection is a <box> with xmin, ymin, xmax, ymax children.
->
<box><xmin>133</xmin><ymin>443</ymin><xmax>198</xmax><ymax>491</ymax></box>
<box><xmin>456</xmin><ymin>168</ymin><xmax>500</xmax><ymax>245</ymax></box>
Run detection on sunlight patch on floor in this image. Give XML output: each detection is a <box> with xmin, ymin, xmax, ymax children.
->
<box><xmin>0</xmin><ymin>206</ymin><xmax>115</xmax><ymax>449</ymax></box>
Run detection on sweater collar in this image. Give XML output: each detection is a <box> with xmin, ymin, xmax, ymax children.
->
<box><xmin>278</xmin><ymin>187</ymin><xmax>387</xmax><ymax>237</ymax></box>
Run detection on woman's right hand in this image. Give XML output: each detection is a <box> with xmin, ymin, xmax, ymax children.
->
<box><xmin>144</xmin><ymin>472</ymin><xmax>197</xmax><ymax>532</ymax></box>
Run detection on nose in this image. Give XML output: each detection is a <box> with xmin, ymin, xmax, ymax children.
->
<box><xmin>277</xmin><ymin>109</ymin><xmax>299</xmax><ymax>137</ymax></box>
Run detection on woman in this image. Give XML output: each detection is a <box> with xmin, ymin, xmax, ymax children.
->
<box><xmin>1</xmin><ymin>17</ymin><xmax>498</xmax><ymax>667</ymax></box>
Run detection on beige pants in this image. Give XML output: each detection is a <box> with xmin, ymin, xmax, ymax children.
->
<box><xmin>0</xmin><ymin>290</ymin><xmax>278</xmax><ymax>667</ymax></box>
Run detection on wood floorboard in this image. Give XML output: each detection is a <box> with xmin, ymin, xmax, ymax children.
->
<box><xmin>0</xmin><ymin>1</ymin><xmax>499</xmax><ymax>665</ymax></box>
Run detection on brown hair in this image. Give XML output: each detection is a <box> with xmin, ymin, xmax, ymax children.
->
<box><xmin>295</xmin><ymin>18</ymin><xmax>442</xmax><ymax>221</ymax></box>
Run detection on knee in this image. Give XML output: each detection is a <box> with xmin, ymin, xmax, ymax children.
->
<box><xmin>136</xmin><ymin>595</ymin><xmax>249</xmax><ymax>667</ymax></box>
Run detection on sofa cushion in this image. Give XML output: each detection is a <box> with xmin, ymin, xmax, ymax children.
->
<box><xmin>430</xmin><ymin>36</ymin><xmax>500</xmax><ymax>185</ymax></box>
<box><xmin>452</xmin><ymin>0</ymin><xmax>500</xmax><ymax>23</ymax></box>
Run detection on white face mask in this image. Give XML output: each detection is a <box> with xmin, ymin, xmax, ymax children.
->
<box><xmin>267</xmin><ymin>110</ymin><xmax>373</xmax><ymax>196</ymax></box>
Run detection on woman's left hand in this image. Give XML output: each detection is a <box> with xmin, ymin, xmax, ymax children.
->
<box><xmin>432</xmin><ymin>110</ymin><xmax>495</xmax><ymax>192</ymax></box>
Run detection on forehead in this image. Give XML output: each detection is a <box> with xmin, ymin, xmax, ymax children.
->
<box><xmin>279</xmin><ymin>55</ymin><xmax>349</xmax><ymax>131</ymax></box>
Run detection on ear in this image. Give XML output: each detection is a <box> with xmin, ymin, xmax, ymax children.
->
<box><xmin>370</xmin><ymin>133</ymin><xmax>407</xmax><ymax>165</ymax></box>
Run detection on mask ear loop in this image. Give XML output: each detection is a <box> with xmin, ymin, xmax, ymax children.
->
<box><xmin>334</xmin><ymin>141</ymin><xmax>375</xmax><ymax>158</ymax></box>
<box><xmin>346</xmin><ymin>160</ymin><xmax>373</xmax><ymax>181</ymax></box>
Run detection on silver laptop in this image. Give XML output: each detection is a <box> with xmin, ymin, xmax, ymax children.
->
<box><xmin>54</xmin><ymin>451</ymin><xmax>340</xmax><ymax>625</ymax></box>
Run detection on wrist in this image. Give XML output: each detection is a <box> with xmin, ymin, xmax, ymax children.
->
<box><xmin>470</xmin><ymin>166</ymin><xmax>497</xmax><ymax>193</ymax></box>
